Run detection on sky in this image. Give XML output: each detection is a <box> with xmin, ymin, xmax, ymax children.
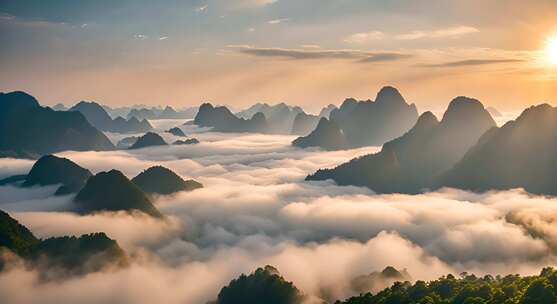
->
<box><xmin>1</xmin><ymin>0</ymin><xmax>557</xmax><ymax>112</ymax></box>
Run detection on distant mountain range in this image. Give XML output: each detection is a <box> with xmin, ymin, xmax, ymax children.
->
<box><xmin>69</xmin><ymin>101</ymin><xmax>153</xmax><ymax>134</ymax></box>
<box><xmin>294</xmin><ymin>86</ymin><xmax>419</xmax><ymax>150</ymax></box>
<box><xmin>0</xmin><ymin>91</ymin><xmax>114</xmax><ymax>158</ymax></box>
<box><xmin>439</xmin><ymin>103</ymin><xmax>557</xmax><ymax>195</ymax></box>
<box><xmin>194</xmin><ymin>103</ymin><xmax>269</xmax><ymax>133</ymax></box>
<box><xmin>307</xmin><ymin>96</ymin><xmax>496</xmax><ymax>194</ymax></box>
<box><xmin>126</xmin><ymin>105</ymin><xmax>198</xmax><ymax>120</ymax></box>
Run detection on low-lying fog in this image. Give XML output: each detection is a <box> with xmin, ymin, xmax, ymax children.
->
<box><xmin>1</xmin><ymin>120</ymin><xmax>555</xmax><ymax>304</ymax></box>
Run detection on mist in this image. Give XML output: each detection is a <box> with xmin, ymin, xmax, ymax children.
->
<box><xmin>1</xmin><ymin>128</ymin><xmax>557</xmax><ymax>303</ymax></box>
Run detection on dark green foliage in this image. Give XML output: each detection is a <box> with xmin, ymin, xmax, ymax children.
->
<box><xmin>329</xmin><ymin>86</ymin><xmax>419</xmax><ymax>147</ymax></box>
<box><xmin>217</xmin><ymin>265</ymin><xmax>305</xmax><ymax>304</ymax></box>
<box><xmin>32</xmin><ymin>232</ymin><xmax>128</xmax><ymax>272</ymax></box>
<box><xmin>194</xmin><ymin>103</ymin><xmax>269</xmax><ymax>133</ymax></box>
<box><xmin>440</xmin><ymin>104</ymin><xmax>557</xmax><ymax>195</ymax></box>
<box><xmin>293</xmin><ymin>117</ymin><xmax>348</xmax><ymax>151</ymax></box>
<box><xmin>173</xmin><ymin>138</ymin><xmax>200</xmax><ymax>145</ymax></box>
<box><xmin>166</xmin><ymin>127</ymin><xmax>186</xmax><ymax>137</ymax></box>
<box><xmin>22</xmin><ymin>155</ymin><xmax>92</xmax><ymax>195</ymax></box>
<box><xmin>129</xmin><ymin>132</ymin><xmax>168</xmax><ymax>149</ymax></box>
<box><xmin>336</xmin><ymin>268</ymin><xmax>557</xmax><ymax>304</ymax></box>
<box><xmin>74</xmin><ymin>169</ymin><xmax>163</xmax><ymax>218</ymax></box>
<box><xmin>307</xmin><ymin>97</ymin><xmax>495</xmax><ymax>194</ymax></box>
<box><xmin>0</xmin><ymin>210</ymin><xmax>127</xmax><ymax>274</ymax></box>
<box><xmin>0</xmin><ymin>91</ymin><xmax>115</xmax><ymax>157</ymax></box>
<box><xmin>132</xmin><ymin>166</ymin><xmax>203</xmax><ymax>195</ymax></box>
<box><xmin>0</xmin><ymin>210</ymin><xmax>39</xmax><ymax>257</ymax></box>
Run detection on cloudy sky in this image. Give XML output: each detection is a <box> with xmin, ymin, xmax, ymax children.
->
<box><xmin>1</xmin><ymin>0</ymin><xmax>556</xmax><ymax>112</ymax></box>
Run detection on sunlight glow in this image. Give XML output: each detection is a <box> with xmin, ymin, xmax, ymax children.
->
<box><xmin>546</xmin><ymin>35</ymin><xmax>557</xmax><ymax>65</ymax></box>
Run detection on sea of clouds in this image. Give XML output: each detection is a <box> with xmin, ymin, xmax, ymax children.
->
<box><xmin>1</xmin><ymin>121</ymin><xmax>556</xmax><ymax>303</ymax></box>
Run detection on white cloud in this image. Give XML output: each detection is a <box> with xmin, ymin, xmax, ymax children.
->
<box><xmin>268</xmin><ymin>18</ymin><xmax>289</xmax><ymax>25</ymax></box>
<box><xmin>159</xmin><ymin>36</ymin><xmax>169</xmax><ymax>40</ymax></box>
<box><xmin>344</xmin><ymin>31</ymin><xmax>384</xmax><ymax>43</ymax></box>
<box><xmin>195</xmin><ymin>4</ymin><xmax>208</xmax><ymax>13</ymax></box>
<box><xmin>395</xmin><ymin>26</ymin><xmax>479</xmax><ymax>40</ymax></box>
<box><xmin>2</xmin><ymin>130</ymin><xmax>557</xmax><ymax>303</ymax></box>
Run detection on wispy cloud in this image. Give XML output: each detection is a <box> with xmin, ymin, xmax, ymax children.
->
<box><xmin>344</xmin><ymin>31</ymin><xmax>384</xmax><ymax>43</ymax></box>
<box><xmin>228</xmin><ymin>45</ymin><xmax>412</xmax><ymax>63</ymax></box>
<box><xmin>396</xmin><ymin>26</ymin><xmax>479</xmax><ymax>40</ymax></box>
<box><xmin>195</xmin><ymin>5</ymin><xmax>208</xmax><ymax>13</ymax></box>
<box><xmin>268</xmin><ymin>18</ymin><xmax>289</xmax><ymax>25</ymax></box>
<box><xmin>423</xmin><ymin>58</ymin><xmax>524</xmax><ymax>67</ymax></box>
<box><xmin>159</xmin><ymin>36</ymin><xmax>169</xmax><ymax>40</ymax></box>
<box><xmin>133</xmin><ymin>34</ymin><xmax>148</xmax><ymax>40</ymax></box>
<box><xmin>301</xmin><ymin>44</ymin><xmax>321</xmax><ymax>49</ymax></box>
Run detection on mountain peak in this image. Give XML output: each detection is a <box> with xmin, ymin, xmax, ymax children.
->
<box><xmin>74</xmin><ymin>169</ymin><xmax>163</xmax><ymax>218</ymax></box>
<box><xmin>129</xmin><ymin>132</ymin><xmax>167</xmax><ymax>149</ymax></box>
<box><xmin>0</xmin><ymin>91</ymin><xmax>40</xmax><ymax>112</ymax></box>
<box><xmin>131</xmin><ymin>165</ymin><xmax>203</xmax><ymax>195</ymax></box>
<box><xmin>441</xmin><ymin>96</ymin><xmax>495</xmax><ymax>126</ymax></box>
<box><xmin>22</xmin><ymin>155</ymin><xmax>92</xmax><ymax>195</ymax></box>
<box><xmin>375</xmin><ymin>86</ymin><xmax>407</xmax><ymax>105</ymax></box>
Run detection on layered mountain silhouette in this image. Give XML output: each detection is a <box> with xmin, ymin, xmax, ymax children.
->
<box><xmin>173</xmin><ymin>138</ymin><xmax>199</xmax><ymax>145</ymax></box>
<box><xmin>328</xmin><ymin>86</ymin><xmax>418</xmax><ymax>147</ymax></box>
<box><xmin>0</xmin><ymin>209</ymin><xmax>127</xmax><ymax>274</ymax></box>
<box><xmin>216</xmin><ymin>265</ymin><xmax>306</xmax><ymax>304</ymax></box>
<box><xmin>129</xmin><ymin>132</ymin><xmax>167</xmax><ymax>149</ymax></box>
<box><xmin>319</xmin><ymin>104</ymin><xmax>337</xmax><ymax>119</ymax></box>
<box><xmin>70</xmin><ymin>101</ymin><xmax>152</xmax><ymax>133</ymax></box>
<box><xmin>194</xmin><ymin>103</ymin><xmax>269</xmax><ymax>133</ymax></box>
<box><xmin>73</xmin><ymin>170</ymin><xmax>163</xmax><ymax>218</ymax></box>
<box><xmin>291</xmin><ymin>112</ymin><xmax>319</xmax><ymax>136</ymax></box>
<box><xmin>116</xmin><ymin>136</ymin><xmax>139</xmax><ymax>149</ymax></box>
<box><xmin>237</xmin><ymin>102</ymin><xmax>304</xmax><ymax>134</ymax></box>
<box><xmin>292</xmin><ymin>118</ymin><xmax>347</xmax><ymax>150</ymax></box>
<box><xmin>0</xmin><ymin>91</ymin><xmax>114</xmax><ymax>157</ymax></box>
<box><xmin>307</xmin><ymin>97</ymin><xmax>496</xmax><ymax>193</ymax></box>
<box><xmin>486</xmin><ymin>106</ymin><xmax>502</xmax><ymax>117</ymax></box>
<box><xmin>22</xmin><ymin>155</ymin><xmax>92</xmax><ymax>195</ymax></box>
<box><xmin>51</xmin><ymin>103</ymin><xmax>67</xmax><ymax>111</ymax></box>
<box><xmin>132</xmin><ymin>166</ymin><xmax>203</xmax><ymax>195</ymax></box>
<box><xmin>127</xmin><ymin>106</ymin><xmax>198</xmax><ymax>120</ymax></box>
<box><xmin>166</xmin><ymin>127</ymin><xmax>186</xmax><ymax>137</ymax></box>
<box><xmin>439</xmin><ymin>104</ymin><xmax>557</xmax><ymax>195</ymax></box>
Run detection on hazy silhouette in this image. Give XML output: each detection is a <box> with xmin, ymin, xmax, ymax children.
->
<box><xmin>292</xmin><ymin>117</ymin><xmax>348</xmax><ymax>150</ymax></box>
<box><xmin>291</xmin><ymin>112</ymin><xmax>320</xmax><ymax>136</ymax></box>
<box><xmin>129</xmin><ymin>132</ymin><xmax>168</xmax><ymax>149</ymax></box>
<box><xmin>329</xmin><ymin>86</ymin><xmax>419</xmax><ymax>147</ymax></box>
<box><xmin>70</xmin><ymin>101</ymin><xmax>153</xmax><ymax>133</ymax></box>
<box><xmin>307</xmin><ymin>97</ymin><xmax>495</xmax><ymax>193</ymax></box>
<box><xmin>440</xmin><ymin>104</ymin><xmax>557</xmax><ymax>195</ymax></box>
<box><xmin>0</xmin><ymin>91</ymin><xmax>114</xmax><ymax>158</ymax></box>
<box><xmin>131</xmin><ymin>166</ymin><xmax>203</xmax><ymax>195</ymax></box>
<box><xmin>194</xmin><ymin>103</ymin><xmax>269</xmax><ymax>133</ymax></box>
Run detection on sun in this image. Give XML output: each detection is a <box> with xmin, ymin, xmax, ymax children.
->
<box><xmin>546</xmin><ymin>35</ymin><xmax>557</xmax><ymax>66</ymax></box>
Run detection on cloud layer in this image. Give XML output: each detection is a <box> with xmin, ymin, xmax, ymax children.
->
<box><xmin>1</xmin><ymin>126</ymin><xmax>557</xmax><ymax>303</ymax></box>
